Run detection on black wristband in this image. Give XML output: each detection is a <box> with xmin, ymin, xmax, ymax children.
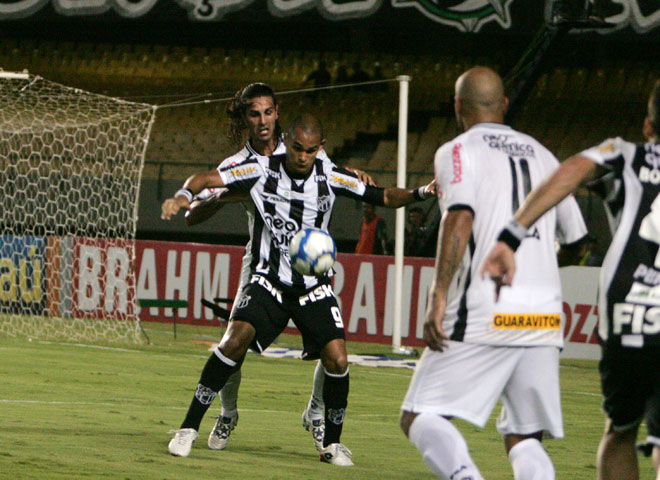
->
<box><xmin>413</xmin><ymin>187</ymin><xmax>424</xmax><ymax>201</ymax></box>
<box><xmin>497</xmin><ymin>229</ymin><xmax>522</xmax><ymax>251</ymax></box>
<box><xmin>497</xmin><ymin>220</ymin><xmax>527</xmax><ymax>252</ymax></box>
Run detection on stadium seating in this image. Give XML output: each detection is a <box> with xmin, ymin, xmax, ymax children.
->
<box><xmin>0</xmin><ymin>39</ymin><xmax>655</xmax><ymax>181</ymax></box>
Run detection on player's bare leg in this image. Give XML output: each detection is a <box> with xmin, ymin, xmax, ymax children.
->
<box><xmin>318</xmin><ymin>338</ymin><xmax>352</xmax><ymax>466</ymax></box>
<box><xmin>400</xmin><ymin>410</ymin><xmax>484</xmax><ymax>480</ymax></box>
<box><xmin>169</xmin><ymin>320</ymin><xmax>255</xmax><ymax>457</ymax></box>
<box><xmin>597</xmin><ymin>417</ymin><xmax>639</xmax><ymax>480</ymax></box>
<box><xmin>653</xmin><ymin>446</ymin><xmax>660</xmax><ymax>480</ymax></box>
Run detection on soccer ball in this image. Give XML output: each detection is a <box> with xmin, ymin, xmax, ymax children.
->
<box><xmin>289</xmin><ymin>228</ymin><xmax>336</xmax><ymax>276</ymax></box>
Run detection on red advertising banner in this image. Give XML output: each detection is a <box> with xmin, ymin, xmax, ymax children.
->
<box><xmin>41</xmin><ymin>237</ymin><xmax>600</xmax><ymax>357</ymax></box>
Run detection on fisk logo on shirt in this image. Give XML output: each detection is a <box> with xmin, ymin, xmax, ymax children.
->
<box><xmin>451</xmin><ymin>143</ymin><xmax>463</xmax><ymax>184</ymax></box>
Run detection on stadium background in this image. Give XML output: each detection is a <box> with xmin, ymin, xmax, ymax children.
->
<box><xmin>2</xmin><ymin>2</ymin><xmax>660</xmax><ymax>479</ymax></box>
<box><xmin>2</xmin><ymin>0</ymin><xmax>658</xmax><ymax>251</ymax></box>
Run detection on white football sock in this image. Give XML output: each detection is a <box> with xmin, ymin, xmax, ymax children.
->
<box><xmin>408</xmin><ymin>413</ymin><xmax>485</xmax><ymax>480</ymax></box>
<box><xmin>508</xmin><ymin>438</ymin><xmax>555</xmax><ymax>480</ymax></box>
<box><xmin>306</xmin><ymin>360</ymin><xmax>325</xmax><ymax>420</ymax></box>
<box><xmin>220</xmin><ymin>369</ymin><xmax>241</xmax><ymax>418</ymax></box>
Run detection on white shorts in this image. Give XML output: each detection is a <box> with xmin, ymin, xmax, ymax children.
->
<box><xmin>401</xmin><ymin>340</ymin><xmax>563</xmax><ymax>439</ymax></box>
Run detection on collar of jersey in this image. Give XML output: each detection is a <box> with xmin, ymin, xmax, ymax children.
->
<box><xmin>472</xmin><ymin>122</ymin><xmax>512</xmax><ymax>130</ymax></box>
<box><xmin>246</xmin><ymin>135</ymin><xmax>284</xmax><ymax>157</ymax></box>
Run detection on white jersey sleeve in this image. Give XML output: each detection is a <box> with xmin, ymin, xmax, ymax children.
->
<box><xmin>555</xmin><ymin>194</ymin><xmax>588</xmax><ymax>245</ymax></box>
<box><xmin>435</xmin><ymin>141</ymin><xmax>476</xmax><ymax>212</ymax></box>
<box><xmin>580</xmin><ymin>137</ymin><xmax>635</xmax><ymax>169</ymax></box>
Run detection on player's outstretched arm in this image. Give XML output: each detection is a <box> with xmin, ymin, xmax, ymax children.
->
<box><xmin>383</xmin><ymin>179</ymin><xmax>437</xmax><ymax>208</ymax></box>
<box><xmin>425</xmin><ymin>207</ymin><xmax>473</xmax><ymax>351</ymax></box>
<box><xmin>480</xmin><ymin>154</ymin><xmax>603</xmax><ymax>288</ymax></box>
<box><xmin>185</xmin><ymin>189</ymin><xmax>250</xmax><ymax>226</ymax></box>
<box><xmin>346</xmin><ymin>167</ymin><xmax>376</xmax><ymax>186</ymax></box>
<box><xmin>161</xmin><ymin>169</ymin><xmax>225</xmax><ymax>221</ymax></box>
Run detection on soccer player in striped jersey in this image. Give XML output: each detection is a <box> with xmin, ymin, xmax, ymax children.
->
<box><xmin>186</xmin><ymin>83</ymin><xmax>375</xmax><ymax>453</ymax></box>
<box><xmin>483</xmin><ymin>80</ymin><xmax>660</xmax><ymax>480</ymax></box>
<box><xmin>400</xmin><ymin>67</ymin><xmax>587</xmax><ymax>480</ymax></box>
<box><xmin>161</xmin><ymin>113</ymin><xmax>435</xmax><ymax>465</ymax></box>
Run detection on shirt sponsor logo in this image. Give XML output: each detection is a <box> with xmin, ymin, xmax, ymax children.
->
<box><xmin>263</xmin><ymin>213</ymin><xmax>299</xmax><ymax>248</ymax></box>
<box><xmin>639</xmin><ymin>166</ymin><xmax>660</xmax><ymax>184</ymax></box>
<box><xmin>331</xmin><ymin>175</ymin><xmax>357</xmax><ymax>189</ymax></box>
<box><xmin>613</xmin><ymin>303</ymin><xmax>660</xmax><ymax>335</ymax></box>
<box><xmin>492</xmin><ymin>313</ymin><xmax>561</xmax><ymax>330</ymax></box>
<box><xmin>451</xmin><ymin>143</ymin><xmax>462</xmax><ymax>184</ymax></box>
<box><xmin>230</xmin><ymin>166</ymin><xmax>257</xmax><ymax>177</ymax></box>
<box><xmin>483</xmin><ymin>134</ymin><xmax>535</xmax><ymax>157</ymax></box>
<box><xmin>266</xmin><ymin>168</ymin><xmax>280</xmax><ymax>179</ymax></box>
<box><xmin>315</xmin><ymin>174</ymin><xmax>327</xmax><ymax>182</ymax></box>
<box><xmin>262</xmin><ymin>193</ymin><xmax>289</xmax><ymax>204</ymax></box>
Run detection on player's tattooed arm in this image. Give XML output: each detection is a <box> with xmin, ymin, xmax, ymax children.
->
<box><xmin>424</xmin><ymin>208</ymin><xmax>473</xmax><ymax>351</ymax></box>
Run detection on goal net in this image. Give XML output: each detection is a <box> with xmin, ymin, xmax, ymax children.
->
<box><xmin>0</xmin><ymin>72</ymin><xmax>156</xmax><ymax>343</ymax></box>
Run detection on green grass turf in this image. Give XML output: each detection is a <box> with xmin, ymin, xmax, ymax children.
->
<box><xmin>0</xmin><ymin>322</ymin><xmax>656</xmax><ymax>479</ymax></box>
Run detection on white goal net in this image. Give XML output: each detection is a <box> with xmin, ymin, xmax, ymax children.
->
<box><xmin>0</xmin><ymin>72</ymin><xmax>155</xmax><ymax>343</ymax></box>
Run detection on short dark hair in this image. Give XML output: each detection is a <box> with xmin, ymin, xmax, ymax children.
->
<box><xmin>649</xmin><ymin>80</ymin><xmax>660</xmax><ymax>134</ymax></box>
<box><xmin>288</xmin><ymin>113</ymin><xmax>324</xmax><ymax>141</ymax></box>
<box><xmin>226</xmin><ymin>83</ymin><xmax>282</xmax><ymax>146</ymax></box>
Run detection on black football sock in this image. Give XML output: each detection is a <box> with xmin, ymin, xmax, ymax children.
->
<box><xmin>322</xmin><ymin>369</ymin><xmax>349</xmax><ymax>447</ymax></box>
<box><xmin>180</xmin><ymin>351</ymin><xmax>237</xmax><ymax>430</ymax></box>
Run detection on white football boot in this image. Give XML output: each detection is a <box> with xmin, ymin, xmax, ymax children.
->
<box><xmin>168</xmin><ymin>428</ymin><xmax>198</xmax><ymax>457</ymax></box>
<box><xmin>319</xmin><ymin>443</ymin><xmax>354</xmax><ymax>466</ymax></box>
<box><xmin>208</xmin><ymin>414</ymin><xmax>238</xmax><ymax>450</ymax></box>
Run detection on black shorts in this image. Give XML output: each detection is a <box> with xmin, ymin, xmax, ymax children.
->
<box><xmin>231</xmin><ymin>274</ymin><xmax>346</xmax><ymax>360</ymax></box>
<box><xmin>645</xmin><ymin>394</ymin><xmax>660</xmax><ymax>441</ymax></box>
<box><xmin>599</xmin><ymin>343</ymin><xmax>660</xmax><ymax>430</ymax></box>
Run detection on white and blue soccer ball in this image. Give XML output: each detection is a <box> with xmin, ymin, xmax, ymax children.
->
<box><xmin>289</xmin><ymin>228</ymin><xmax>336</xmax><ymax>276</ymax></box>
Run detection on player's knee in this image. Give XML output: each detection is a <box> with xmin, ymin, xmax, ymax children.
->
<box><xmin>219</xmin><ymin>323</ymin><xmax>254</xmax><ymax>360</ymax></box>
<box><xmin>321</xmin><ymin>354</ymin><xmax>348</xmax><ymax>374</ymax></box>
<box><xmin>400</xmin><ymin>410</ymin><xmax>417</xmax><ymax>437</ymax></box>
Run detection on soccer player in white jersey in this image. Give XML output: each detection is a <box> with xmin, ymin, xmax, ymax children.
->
<box><xmin>483</xmin><ymin>80</ymin><xmax>660</xmax><ymax>480</ymax></box>
<box><xmin>161</xmin><ymin>114</ymin><xmax>436</xmax><ymax>465</ymax></box>
<box><xmin>399</xmin><ymin>67</ymin><xmax>587</xmax><ymax>480</ymax></box>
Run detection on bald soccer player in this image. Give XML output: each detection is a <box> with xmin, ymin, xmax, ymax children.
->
<box><xmin>399</xmin><ymin>67</ymin><xmax>587</xmax><ymax>480</ymax></box>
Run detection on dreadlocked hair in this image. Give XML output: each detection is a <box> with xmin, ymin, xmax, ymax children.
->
<box><xmin>226</xmin><ymin>83</ymin><xmax>282</xmax><ymax>147</ymax></box>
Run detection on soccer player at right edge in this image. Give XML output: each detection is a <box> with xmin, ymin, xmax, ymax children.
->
<box><xmin>400</xmin><ymin>66</ymin><xmax>587</xmax><ymax>480</ymax></box>
<box><xmin>482</xmin><ymin>81</ymin><xmax>660</xmax><ymax>480</ymax></box>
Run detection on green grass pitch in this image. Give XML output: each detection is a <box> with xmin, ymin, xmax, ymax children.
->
<box><xmin>0</xmin><ymin>322</ymin><xmax>656</xmax><ymax>480</ymax></box>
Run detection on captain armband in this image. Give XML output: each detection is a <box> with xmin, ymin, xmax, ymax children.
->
<box><xmin>497</xmin><ymin>220</ymin><xmax>527</xmax><ymax>252</ymax></box>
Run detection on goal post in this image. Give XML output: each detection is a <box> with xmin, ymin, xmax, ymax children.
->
<box><xmin>0</xmin><ymin>71</ymin><xmax>156</xmax><ymax>343</ymax></box>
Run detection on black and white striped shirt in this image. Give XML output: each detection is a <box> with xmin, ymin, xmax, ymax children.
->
<box><xmin>583</xmin><ymin>138</ymin><xmax>660</xmax><ymax>347</ymax></box>
<box><xmin>218</xmin><ymin>153</ymin><xmax>382</xmax><ymax>290</ymax></box>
